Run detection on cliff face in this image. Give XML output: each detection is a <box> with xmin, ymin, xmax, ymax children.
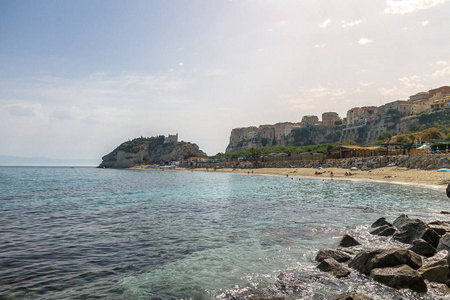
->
<box><xmin>99</xmin><ymin>136</ymin><xmax>206</xmax><ymax>168</ymax></box>
<box><xmin>225</xmin><ymin>124</ymin><xmax>342</xmax><ymax>153</ymax></box>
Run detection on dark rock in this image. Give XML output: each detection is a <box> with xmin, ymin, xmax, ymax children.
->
<box><xmin>315</xmin><ymin>249</ymin><xmax>352</xmax><ymax>263</ymax></box>
<box><xmin>348</xmin><ymin>249</ymin><xmax>384</xmax><ymax>275</ymax></box>
<box><xmin>349</xmin><ymin>248</ymin><xmax>422</xmax><ymax>275</ymax></box>
<box><xmin>317</xmin><ymin>258</ymin><xmax>351</xmax><ymax>278</ymax></box>
<box><xmin>441</xmin><ymin>211</ymin><xmax>450</xmax><ymax>214</ymax></box>
<box><xmin>409</xmin><ymin>239</ymin><xmax>437</xmax><ymax>257</ymax></box>
<box><xmin>333</xmin><ymin>291</ymin><xmax>374</xmax><ymax>300</ymax></box>
<box><xmin>437</xmin><ymin>233</ymin><xmax>450</xmax><ymax>251</ymax></box>
<box><xmin>368</xmin><ymin>248</ymin><xmax>422</xmax><ymax>270</ymax></box>
<box><xmin>371</xmin><ymin>217</ymin><xmax>392</xmax><ymax>228</ymax></box>
<box><xmin>429</xmin><ymin>224</ymin><xmax>450</xmax><ymax>236</ymax></box>
<box><xmin>393</xmin><ymin>218</ymin><xmax>440</xmax><ymax>248</ymax></box>
<box><xmin>338</xmin><ymin>234</ymin><xmax>361</xmax><ymax>248</ymax></box>
<box><xmin>447</xmin><ymin>183</ymin><xmax>450</xmax><ymax>199</ymax></box>
<box><xmin>378</xmin><ymin>227</ymin><xmax>396</xmax><ymax>236</ymax></box>
<box><xmin>393</xmin><ymin>214</ymin><xmax>410</xmax><ymax>229</ymax></box>
<box><xmin>418</xmin><ymin>254</ymin><xmax>450</xmax><ymax>284</ymax></box>
<box><xmin>370</xmin><ymin>225</ymin><xmax>396</xmax><ymax>236</ymax></box>
<box><xmin>429</xmin><ymin>220</ymin><xmax>449</xmax><ymax>225</ymax></box>
<box><xmin>370</xmin><ymin>264</ymin><xmax>427</xmax><ymax>293</ymax></box>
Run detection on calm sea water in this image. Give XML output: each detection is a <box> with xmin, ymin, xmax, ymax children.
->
<box><xmin>0</xmin><ymin>167</ymin><xmax>449</xmax><ymax>299</ymax></box>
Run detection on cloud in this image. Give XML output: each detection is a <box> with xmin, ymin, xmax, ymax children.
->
<box><xmin>384</xmin><ymin>0</ymin><xmax>448</xmax><ymax>14</ymax></box>
<box><xmin>359</xmin><ymin>82</ymin><xmax>373</xmax><ymax>87</ymax></box>
<box><xmin>421</xmin><ymin>20</ymin><xmax>429</xmax><ymax>26</ymax></box>
<box><xmin>435</xmin><ymin>60</ymin><xmax>450</xmax><ymax>65</ymax></box>
<box><xmin>378</xmin><ymin>75</ymin><xmax>425</xmax><ymax>97</ymax></box>
<box><xmin>205</xmin><ymin>69</ymin><xmax>226</xmax><ymax>77</ymax></box>
<box><xmin>342</xmin><ymin>20</ymin><xmax>362</xmax><ymax>27</ymax></box>
<box><xmin>358</xmin><ymin>38</ymin><xmax>373</xmax><ymax>45</ymax></box>
<box><xmin>433</xmin><ymin>66</ymin><xmax>450</xmax><ymax>77</ymax></box>
<box><xmin>314</xmin><ymin>44</ymin><xmax>326</xmax><ymax>48</ymax></box>
<box><xmin>279</xmin><ymin>20</ymin><xmax>289</xmax><ymax>25</ymax></box>
<box><xmin>319</xmin><ymin>18</ymin><xmax>331</xmax><ymax>29</ymax></box>
<box><xmin>7</xmin><ymin>104</ymin><xmax>40</xmax><ymax>117</ymax></box>
<box><xmin>178</xmin><ymin>62</ymin><xmax>184</xmax><ymax>66</ymax></box>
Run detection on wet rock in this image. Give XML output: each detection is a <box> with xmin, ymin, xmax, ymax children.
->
<box><xmin>315</xmin><ymin>249</ymin><xmax>352</xmax><ymax>263</ymax></box>
<box><xmin>447</xmin><ymin>183</ymin><xmax>450</xmax><ymax>199</ymax></box>
<box><xmin>441</xmin><ymin>211</ymin><xmax>450</xmax><ymax>215</ymax></box>
<box><xmin>429</xmin><ymin>224</ymin><xmax>450</xmax><ymax>236</ymax></box>
<box><xmin>371</xmin><ymin>217</ymin><xmax>392</xmax><ymax>228</ymax></box>
<box><xmin>393</xmin><ymin>214</ymin><xmax>410</xmax><ymax>229</ymax></box>
<box><xmin>368</xmin><ymin>248</ymin><xmax>422</xmax><ymax>270</ymax></box>
<box><xmin>409</xmin><ymin>239</ymin><xmax>437</xmax><ymax>257</ymax></box>
<box><xmin>349</xmin><ymin>248</ymin><xmax>422</xmax><ymax>275</ymax></box>
<box><xmin>317</xmin><ymin>258</ymin><xmax>351</xmax><ymax>278</ymax></box>
<box><xmin>418</xmin><ymin>253</ymin><xmax>450</xmax><ymax>284</ymax></box>
<box><xmin>370</xmin><ymin>264</ymin><xmax>427</xmax><ymax>293</ymax></box>
<box><xmin>333</xmin><ymin>291</ymin><xmax>374</xmax><ymax>300</ymax></box>
<box><xmin>348</xmin><ymin>249</ymin><xmax>384</xmax><ymax>275</ymax></box>
<box><xmin>338</xmin><ymin>234</ymin><xmax>361</xmax><ymax>248</ymax></box>
<box><xmin>370</xmin><ymin>225</ymin><xmax>395</xmax><ymax>236</ymax></box>
<box><xmin>393</xmin><ymin>217</ymin><xmax>440</xmax><ymax>248</ymax></box>
<box><xmin>437</xmin><ymin>233</ymin><xmax>450</xmax><ymax>251</ymax></box>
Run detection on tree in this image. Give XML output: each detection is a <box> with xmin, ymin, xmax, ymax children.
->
<box><xmin>249</xmin><ymin>148</ymin><xmax>261</xmax><ymax>168</ymax></box>
<box><xmin>376</xmin><ymin>131</ymin><xmax>392</xmax><ymax>142</ymax></box>
<box><xmin>421</xmin><ymin>128</ymin><xmax>444</xmax><ymax>140</ymax></box>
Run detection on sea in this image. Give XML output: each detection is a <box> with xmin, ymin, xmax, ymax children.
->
<box><xmin>0</xmin><ymin>167</ymin><xmax>449</xmax><ymax>300</ymax></box>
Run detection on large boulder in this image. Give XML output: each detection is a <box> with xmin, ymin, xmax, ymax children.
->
<box><xmin>349</xmin><ymin>248</ymin><xmax>422</xmax><ymax>275</ymax></box>
<box><xmin>437</xmin><ymin>233</ymin><xmax>450</xmax><ymax>251</ymax></box>
<box><xmin>392</xmin><ymin>216</ymin><xmax>440</xmax><ymax>247</ymax></box>
<box><xmin>338</xmin><ymin>234</ymin><xmax>361</xmax><ymax>248</ymax></box>
<box><xmin>393</xmin><ymin>214</ymin><xmax>410</xmax><ymax>229</ymax></box>
<box><xmin>348</xmin><ymin>249</ymin><xmax>384</xmax><ymax>275</ymax></box>
<box><xmin>418</xmin><ymin>251</ymin><xmax>450</xmax><ymax>284</ymax></box>
<box><xmin>370</xmin><ymin>225</ymin><xmax>395</xmax><ymax>236</ymax></box>
<box><xmin>368</xmin><ymin>248</ymin><xmax>422</xmax><ymax>270</ymax></box>
<box><xmin>371</xmin><ymin>217</ymin><xmax>392</xmax><ymax>228</ymax></box>
<box><xmin>370</xmin><ymin>264</ymin><xmax>427</xmax><ymax>293</ymax></box>
<box><xmin>409</xmin><ymin>239</ymin><xmax>437</xmax><ymax>257</ymax></box>
<box><xmin>315</xmin><ymin>249</ymin><xmax>352</xmax><ymax>263</ymax></box>
<box><xmin>317</xmin><ymin>258</ymin><xmax>351</xmax><ymax>278</ymax></box>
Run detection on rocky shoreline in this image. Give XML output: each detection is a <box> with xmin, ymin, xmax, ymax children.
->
<box><xmin>223</xmin><ymin>213</ymin><xmax>450</xmax><ymax>299</ymax></box>
<box><xmin>314</xmin><ymin>214</ymin><xmax>450</xmax><ymax>299</ymax></box>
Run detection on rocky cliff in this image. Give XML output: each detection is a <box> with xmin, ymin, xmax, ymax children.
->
<box><xmin>99</xmin><ymin>136</ymin><xmax>206</xmax><ymax>168</ymax></box>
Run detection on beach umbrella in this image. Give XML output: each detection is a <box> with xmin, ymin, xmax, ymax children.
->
<box><xmin>438</xmin><ymin>168</ymin><xmax>450</xmax><ymax>181</ymax></box>
<box><xmin>317</xmin><ymin>167</ymin><xmax>323</xmax><ymax>170</ymax></box>
<box><xmin>350</xmin><ymin>167</ymin><xmax>358</xmax><ymax>171</ymax></box>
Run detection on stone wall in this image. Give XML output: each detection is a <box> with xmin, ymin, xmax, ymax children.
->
<box><xmin>184</xmin><ymin>154</ymin><xmax>450</xmax><ymax>170</ymax></box>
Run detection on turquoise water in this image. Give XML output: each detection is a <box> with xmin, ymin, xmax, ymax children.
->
<box><xmin>0</xmin><ymin>167</ymin><xmax>449</xmax><ymax>299</ymax></box>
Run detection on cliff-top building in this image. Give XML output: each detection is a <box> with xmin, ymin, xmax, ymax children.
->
<box><xmin>321</xmin><ymin>112</ymin><xmax>341</xmax><ymax>127</ymax></box>
<box><xmin>301</xmin><ymin>115</ymin><xmax>319</xmax><ymax>127</ymax></box>
<box><xmin>164</xmin><ymin>134</ymin><xmax>178</xmax><ymax>144</ymax></box>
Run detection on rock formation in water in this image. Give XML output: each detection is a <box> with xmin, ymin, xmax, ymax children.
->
<box><xmin>98</xmin><ymin>135</ymin><xmax>206</xmax><ymax>168</ymax></box>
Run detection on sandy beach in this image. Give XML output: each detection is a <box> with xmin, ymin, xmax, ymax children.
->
<box><xmin>171</xmin><ymin>166</ymin><xmax>450</xmax><ymax>188</ymax></box>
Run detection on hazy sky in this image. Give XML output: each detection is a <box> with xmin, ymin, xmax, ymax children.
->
<box><xmin>1</xmin><ymin>0</ymin><xmax>449</xmax><ymax>159</ymax></box>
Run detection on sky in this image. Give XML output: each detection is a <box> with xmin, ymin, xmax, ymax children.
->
<box><xmin>0</xmin><ymin>0</ymin><xmax>449</xmax><ymax>161</ymax></box>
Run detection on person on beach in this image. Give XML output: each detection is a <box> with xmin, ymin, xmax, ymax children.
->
<box><xmin>330</xmin><ymin>171</ymin><xmax>334</xmax><ymax>178</ymax></box>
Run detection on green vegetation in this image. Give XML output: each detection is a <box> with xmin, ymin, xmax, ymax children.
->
<box><xmin>409</xmin><ymin>109</ymin><xmax>450</xmax><ymax>134</ymax></box>
<box><xmin>117</xmin><ymin>136</ymin><xmax>164</xmax><ymax>153</ymax></box>
<box><xmin>375</xmin><ymin>131</ymin><xmax>392</xmax><ymax>143</ymax></box>
<box><xmin>215</xmin><ymin>141</ymin><xmax>361</xmax><ymax>159</ymax></box>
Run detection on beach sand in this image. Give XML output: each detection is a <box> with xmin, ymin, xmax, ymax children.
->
<box><xmin>175</xmin><ymin>166</ymin><xmax>450</xmax><ymax>188</ymax></box>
